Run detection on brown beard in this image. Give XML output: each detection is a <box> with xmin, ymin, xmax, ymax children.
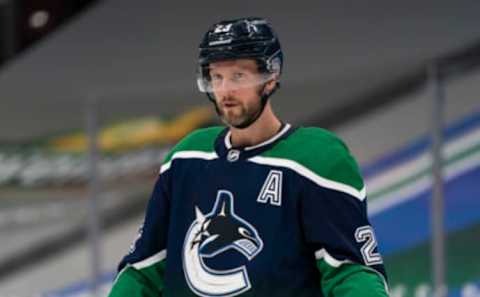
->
<box><xmin>216</xmin><ymin>84</ymin><xmax>267</xmax><ymax>129</ymax></box>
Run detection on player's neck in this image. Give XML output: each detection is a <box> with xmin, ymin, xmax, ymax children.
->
<box><xmin>229</xmin><ymin>104</ymin><xmax>282</xmax><ymax>149</ymax></box>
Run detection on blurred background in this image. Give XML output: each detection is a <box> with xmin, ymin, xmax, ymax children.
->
<box><xmin>0</xmin><ymin>0</ymin><xmax>479</xmax><ymax>296</ymax></box>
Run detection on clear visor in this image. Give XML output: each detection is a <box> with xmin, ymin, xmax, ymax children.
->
<box><xmin>197</xmin><ymin>69</ymin><xmax>276</xmax><ymax>93</ymax></box>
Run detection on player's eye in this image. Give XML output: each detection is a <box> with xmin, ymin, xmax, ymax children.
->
<box><xmin>210</xmin><ymin>73</ymin><xmax>222</xmax><ymax>81</ymax></box>
<box><xmin>232</xmin><ymin>72</ymin><xmax>246</xmax><ymax>81</ymax></box>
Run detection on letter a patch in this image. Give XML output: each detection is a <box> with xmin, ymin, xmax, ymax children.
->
<box><xmin>257</xmin><ymin>170</ymin><xmax>283</xmax><ymax>206</ymax></box>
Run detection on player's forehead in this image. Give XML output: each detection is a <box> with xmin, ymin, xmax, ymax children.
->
<box><xmin>208</xmin><ymin>59</ymin><xmax>259</xmax><ymax>74</ymax></box>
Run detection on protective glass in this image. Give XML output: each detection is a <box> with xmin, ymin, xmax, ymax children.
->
<box><xmin>197</xmin><ymin>69</ymin><xmax>276</xmax><ymax>93</ymax></box>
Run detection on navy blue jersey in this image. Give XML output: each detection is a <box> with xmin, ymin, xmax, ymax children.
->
<box><xmin>109</xmin><ymin>124</ymin><xmax>388</xmax><ymax>297</ymax></box>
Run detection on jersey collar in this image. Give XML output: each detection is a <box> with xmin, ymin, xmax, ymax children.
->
<box><xmin>224</xmin><ymin>123</ymin><xmax>291</xmax><ymax>151</ymax></box>
<box><xmin>215</xmin><ymin>123</ymin><xmax>295</xmax><ymax>160</ymax></box>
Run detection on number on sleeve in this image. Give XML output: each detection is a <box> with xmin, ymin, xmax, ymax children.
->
<box><xmin>355</xmin><ymin>226</ymin><xmax>383</xmax><ymax>266</ymax></box>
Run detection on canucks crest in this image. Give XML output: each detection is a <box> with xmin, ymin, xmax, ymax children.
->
<box><xmin>182</xmin><ymin>190</ymin><xmax>264</xmax><ymax>297</ymax></box>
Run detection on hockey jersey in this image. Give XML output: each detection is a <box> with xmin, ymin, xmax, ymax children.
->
<box><xmin>108</xmin><ymin>124</ymin><xmax>389</xmax><ymax>297</ymax></box>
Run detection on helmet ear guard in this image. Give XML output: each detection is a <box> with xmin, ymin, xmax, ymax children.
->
<box><xmin>264</xmin><ymin>50</ymin><xmax>282</xmax><ymax>75</ymax></box>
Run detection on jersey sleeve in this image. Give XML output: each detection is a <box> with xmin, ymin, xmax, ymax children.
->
<box><xmin>108</xmin><ymin>169</ymin><xmax>171</xmax><ymax>297</ymax></box>
<box><xmin>301</xmin><ymin>148</ymin><xmax>389</xmax><ymax>297</ymax></box>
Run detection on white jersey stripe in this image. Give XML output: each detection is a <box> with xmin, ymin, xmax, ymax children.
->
<box><xmin>314</xmin><ymin>248</ymin><xmax>351</xmax><ymax>268</ymax></box>
<box><xmin>132</xmin><ymin>249</ymin><xmax>167</xmax><ymax>270</ymax></box>
<box><xmin>315</xmin><ymin>248</ymin><xmax>390</xmax><ymax>293</ymax></box>
<box><xmin>160</xmin><ymin>151</ymin><xmax>218</xmax><ymax>174</ymax></box>
<box><xmin>248</xmin><ymin>156</ymin><xmax>366</xmax><ymax>201</ymax></box>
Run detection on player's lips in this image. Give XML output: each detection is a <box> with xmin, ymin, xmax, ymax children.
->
<box><xmin>222</xmin><ymin>101</ymin><xmax>239</xmax><ymax>108</ymax></box>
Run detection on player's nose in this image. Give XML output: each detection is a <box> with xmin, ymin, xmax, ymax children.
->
<box><xmin>218</xmin><ymin>89</ymin><xmax>238</xmax><ymax>103</ymax></box>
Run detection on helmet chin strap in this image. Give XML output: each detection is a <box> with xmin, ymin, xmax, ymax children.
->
<box><xmin>208</xmin><ymin>82</ymin><xmax>279</xmax><ymax>130</ymax></box>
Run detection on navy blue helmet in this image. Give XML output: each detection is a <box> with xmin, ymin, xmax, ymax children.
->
<box><xmin>198</xmin><ymin>17</ymin><xmax>283</xmax><ymax>76</ymax></box>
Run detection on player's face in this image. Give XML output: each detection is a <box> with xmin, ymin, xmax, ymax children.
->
<box><xmin>209</xmin><ymin>59</ymin><xmax>266</xmax><ymax>128</ymax></box>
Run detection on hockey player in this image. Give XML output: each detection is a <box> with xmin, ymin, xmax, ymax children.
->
<box><xmin>108</xmin><ymin>17</ymin><xmax>389</xmax><ymax>297</ymax></box>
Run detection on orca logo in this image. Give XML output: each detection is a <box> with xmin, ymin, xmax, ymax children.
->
<box><xmin>182</xmin><ymin>190</ymin><xmax>263</xmax><ymax>297</ymax></box>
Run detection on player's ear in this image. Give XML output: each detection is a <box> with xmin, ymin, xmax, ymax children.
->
<box><xmin>263</xmin><ymin>79</ymin><xmax>278</xmax><ymax>94</ymax></box>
